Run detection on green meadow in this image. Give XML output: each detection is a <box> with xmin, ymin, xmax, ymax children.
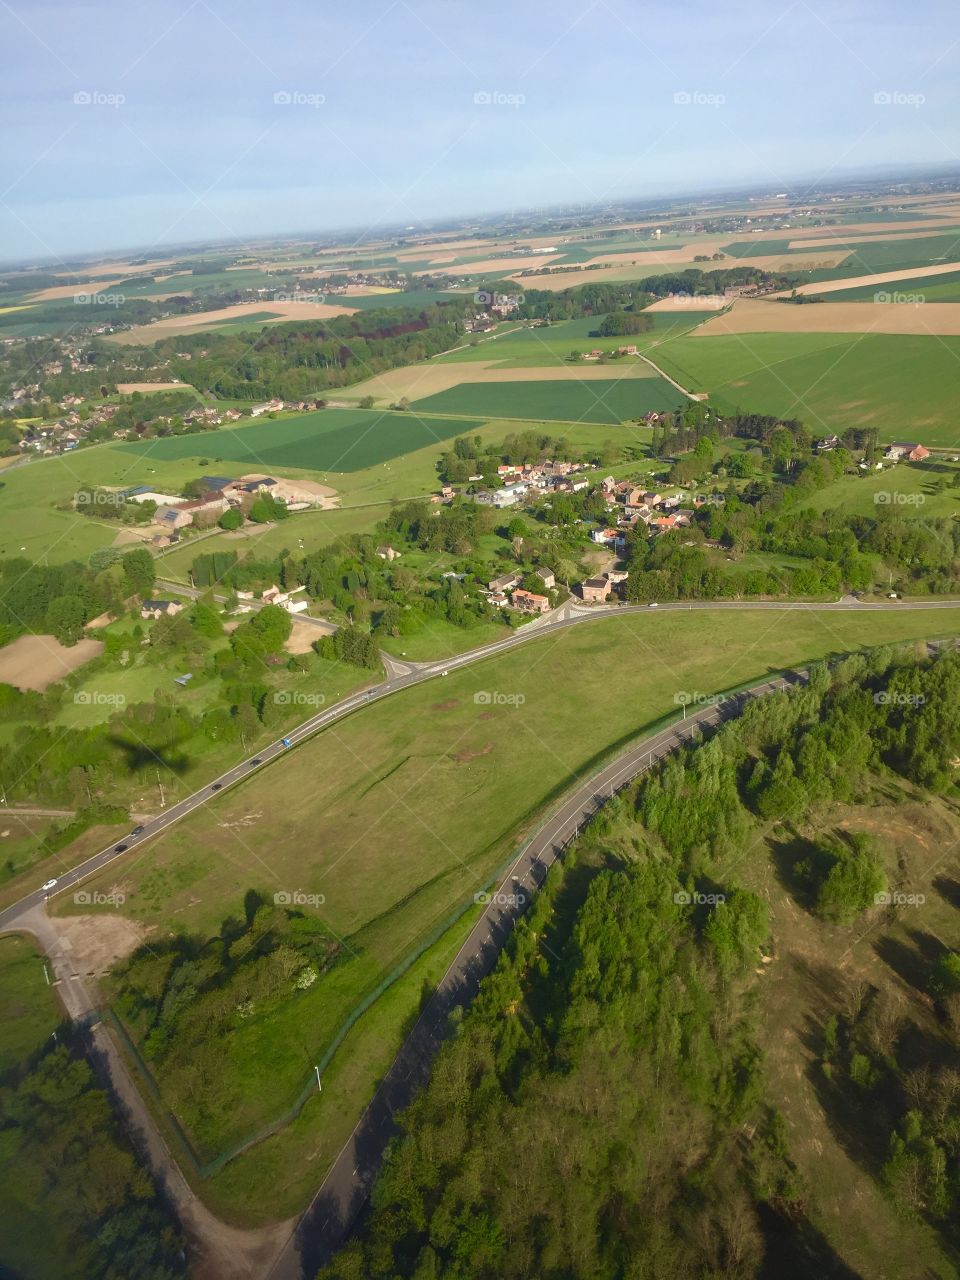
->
<box><xmin>652</xmin><ymin>332</ymin><xmax>960</xmax><ymax>444</ymax></box>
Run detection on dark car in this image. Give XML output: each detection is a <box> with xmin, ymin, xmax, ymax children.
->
<box><xmin>114</xmin><ymin>843</ymin><xmax>128</xmax><ymax>853</ymax></box>
<box><xmin>131</xmin><ymin>825</ymin><xmax>145</xmax><ymax>836</ymax></box>
<box><xmin>211</xmin><ymin>783</ymin><xmax>222</xmax><ymax>791</ymax></box>
<box><xmin>250</xmin><ymin>758</ymin><xmax>262</xmax><ymax>766</ymax></box>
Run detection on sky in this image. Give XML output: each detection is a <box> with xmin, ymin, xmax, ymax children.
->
<box><xmin>2</xmin><ymin>0</ymin><xmax>959</xmax><ymax>262</ymax></box>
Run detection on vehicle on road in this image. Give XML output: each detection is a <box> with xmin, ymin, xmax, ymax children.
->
<box><xmin>41</xmin><ymin>878</ymin><xmax>57</xmax><ymax>892</ymax></box>
<box><xmin>649</xmin><ymin>602</ymin><xmax>659</xmax><ymax>608</ymax></box>
<box><xmin>281</xmin><ymin>737</ymin><xmax>292</xmax><ymax>748</ymax></box>
<box><xmin>211</xmin><ymin>783</ymin><xmax>222</xmax><ymax>791</ymax></box>
<box><xmin>131</xmin><ymin>825</ymin><xmax>145</xmax><ymax>836</ymax></box>
<box><xmin>250</xmin><ymin>758</ymin><xmax>262</xmax><ymax>766</ymax></box>
<box><xmin>114</xmin><ymin>843</ymin><xmax>128</xmax><ymax>853</ymax></box>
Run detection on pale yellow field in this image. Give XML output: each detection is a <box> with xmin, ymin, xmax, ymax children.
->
<box><xmin>116</xmin><ymin>381</ymin><xmax>189</xmax><ymax>393</ymax></box>
<box><xmin>105</xmin><ymin>299</ymin><xmax>358</xmax><ymax>344</ymax></box>
<box><xmin>0</xmin><ymin>635</ymin><xmax>104</xmax><ymax>692</ymax></box>
<box><xmin>787</xmin><ymin>227</ymin><xmax>960</xmax><ymax>250</ymax></box>
<box><xmin>694</xmin><ymin>296</ymin><xmax>960</xmax><ymax>336</ymax></box>
<box><xmin>646</xmin><ymin>295</ymin><xmax>728</xmax><ymax>312</ymax></box>
<box><xmin>786</xmin><ymin>260</ymin><xmax>960</xmax><ymax>297</ymax></box>
<box><xmin>339</xmin><ymin>357</ymin><xmax>658</xmax><ymax>403</ymax></box>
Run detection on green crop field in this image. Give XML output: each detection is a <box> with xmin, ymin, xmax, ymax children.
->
<box><xmin>653</xmin><ymin>332</ymin><xmax>960</xmax><ymax>444</ymax></box>
<box><xmin>821</xmin><ymin>269</ymin><xmax>960</xmax><ymax>302</ymax></box>
<box><xmin>429</xmin><ymin>311</ymin><xmax>716</xmax><ymax>368</ymax></box>
<box><xmin>68</xmin><ymin>606</ymin><xmax>960</xmax><ymax>1213</ymax></box>
<box><xmin>411</xmin><ymin>376</ymin><xmax>686</xmax><ymax>423</ymax></box>
<box><xmin>803</xmin><ymin>457</ymin><xmax>960</xmax><ymax>518</ymax></box>
<box><xmin>0</xmin><ymin>934</ymin><xmax>59</xmax><ymax>1073</ymax></box>
<box><xmin>803</xmin><ymin>231</ymin><xmax>960</xmax><ymax>282</ymax></box>
<box><xmin>117</xmin><ymin>407</ymin><xmax>484</xmax><ymax>473</ymax></box>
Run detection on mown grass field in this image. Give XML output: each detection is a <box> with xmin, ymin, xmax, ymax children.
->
<box><xmin>411</xmin><ymin>376</ymin><xmax>687</xmax><ymax>423</ymax></box>
<box><xmin>804</xmin><ymin>458</ymin><xmax>960</xmax><ymax>518</ymax></box>
<box><xmin>0</xmin><ymin>934</ymin><xmax>59</xmax><ymax>1071</ymax></box>
<box><xmin>67</xmin><ymin>606</ymin><xmax>960</xmax><ymax>1206</ymax></box>
<box><xmin>118</xmin><ymin>407</ymin><xmax>484</xmax><ymax>472</ymax></box>
<box><xmin>654</xmin><ymin>332</ymin><xmax>960</xmax><ymax>444</ymax></box>
<box><xmin>822</xmin><ymin>269</ymin><xmax>960</xmax><ymax>302</ymax></box>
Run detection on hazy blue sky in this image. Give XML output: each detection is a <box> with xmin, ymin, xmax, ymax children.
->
<box><xmin>2</xmin><ymin>0</ymin><xmax>958</xmax><ymax>261</ymax></box>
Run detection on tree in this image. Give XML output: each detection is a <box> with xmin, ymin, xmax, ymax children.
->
<box><xmin>121</xmin><ymin>547</ymin><xmax>155</xmax><ymax>599</ymax></box>
<box><xmin>219</xmin><ymin>508</ymin><xmax>243</xmax><ymax>531</ymax></box>
<box><xmin>46</xmin><ymin>596</ymin><xmax>86</xmax><ymax>646</ymax></box>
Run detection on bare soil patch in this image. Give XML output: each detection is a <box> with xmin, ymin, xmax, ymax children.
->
<box><xmin>0</xmin><ymin>634</ymin><xmax>103</xmax><ymax>691</ymax></box>
<box><xmin>452</xmin><ymin>743</ymin><xmax>493</xmax><ymax>763</ymax></box>
<box><xmin>50</xmin><ymin>910</ymin><xmax>150</xmax><ymax>976</ymax></box>
<box><xmin>283</xmin><ymin>618</ymin><xmax>333</xmax><ymax>654</ymax></box>
<box><xmin>344</xmin><ymin>357</ymin><xmax>656</xmax><ymax>404</ymax></box>
<box><xmin>106</xmin><ymin>299</ymin><xmax>358</xmax><ymax>345</ymax></box>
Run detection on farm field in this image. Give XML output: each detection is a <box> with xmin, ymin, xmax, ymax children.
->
<box><xmin>695</xmin><ymin>297</ymin><xmax>960</xmax><ymax>336</ymax></box>
<box><xmin>66</xmin><ymin>606</ymin><xmax>960</xmax><ymax>1208</ymax></box>
<box><xmin>821</xmin><ymin>269</ymin><xmax>960</xmax><ymax>302</ymax></box>
<box><xmin>411</xmin><ymin>376</ymin><xmax>687</xmax><ymax>423</ymax></box>
<box><xmin>106</xmin><ymin>298</ymin><xmax>359</xmax><ymax>344</ymax></box>
<box><xmin>652</xmin><ymin>332</ymin><xmax>960</xmax><ymax>444</ymax></box>
<box><xmin>428</xmin><ymin>311</ymin><xmax>718</xmax><ymax>368</ymax></box>
<box><xmin>788</xmin><ymin>259</ymin><xmax>960</xmax><ymax>296</ymax></box>
<box><xmin>0</xmin><ymin>934</ymin><xmax>59</xmax><ymax>1072</ymax></box>
<box><xmin>0</xmin><ymin>634</ymin><xmax>104</xmax><ymax>691</ymax></box>
<box><xmin>117</xmin><ymin>407</ymin><xmax>485</xmax><ymax>472</ymax></box>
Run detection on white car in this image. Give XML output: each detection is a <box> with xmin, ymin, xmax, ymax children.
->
<box><xmin>41</xmin><ymin>879</ymin><xmax>58</xmax><ymax>892</ymax></box>
<box><xmin>648</xmin><ymin>602</ymin><xmax>659</xmax><ymax>608</ymax></box>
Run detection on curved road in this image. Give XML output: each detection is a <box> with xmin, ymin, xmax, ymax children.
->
<box><xmin>1</xmin><ymin>600</ymin><xmax>958</xmax><ymax>1278</ymax></box>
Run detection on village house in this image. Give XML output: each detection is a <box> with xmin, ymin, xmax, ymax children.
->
<box><xmin>510</xmin><ymin>588</ymin><xmax>550</xmax><ymax>615</ymax></box>
<box><xmin>153</xmin><ymin>505</ymin><xmax>195</xmax><ymax>532</ymax></box>
<box><xmin>591</xmin><ymin>528</ymin><xmax>619</xmax><ymax>546</ymax></box>
<box><xmin>376</xmin><ymin>545</ymin><xmax>401</xmax><ymax>561</ymax></box>
<box><xmin>886</xmin><ymin>442</ymin><xmax>931</xmax><ymax>462</ymax></box>
<box><xmin>579</xmin><ymin>576</ymin><xmax>612</xmax><ymax>604</ymax></box>
<box><xmin>817</xmin><ymin>435</ymin><xmax>842</xmax><ymax>452</ymax></box>
<box><xmin>489</xmin><ymin>571</ymin><xmax>521</xmax><ymax>593</ymax></box>
<box><xmin>535</xmin><ymin>568</ymin><xmax>556</xmax><ymax>590</ymax></box>
<box><xmin>140</xmin><ymin>599</ymin><xmax>184</xmax><ymax>620</ymax></box>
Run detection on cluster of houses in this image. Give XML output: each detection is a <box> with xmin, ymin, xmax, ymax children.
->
<box><xmin>118</xmin><ymin>473</ymin><xmax>327</xmax><ymax>545</ymax></box>
<box><xmin>469</xmin><ymin>460</ymin><xmax>596</xmax><ymax>509</ymax></box>
<box><xmin>17</xmin><ymin>401</ymin><xmax>121</xmax><ymax>455</ymax></box>
<box><xmin>484</xmin><ymin>568</ymin><xmax>555</xmax><ymax>613</ymax></box>
<box><xmin>586</xmin><ymin>478</ymin><xmax>712</xmax><ymax>554</ymax></box>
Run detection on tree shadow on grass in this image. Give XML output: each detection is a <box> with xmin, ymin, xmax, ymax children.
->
<box><xmin>873</xmin><ymin>925</ymin><xmax>947</xmax><ymax>998</ymax></box>
<box><xmin>756</xmin><ymin>1202</ymin><xmax>864</xmax><ymax>1280</ymax></box>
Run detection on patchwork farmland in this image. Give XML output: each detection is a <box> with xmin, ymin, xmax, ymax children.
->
<box><xmin>411</xmin><ymin>375</ymin><xmax>688</xmax><ymax>423</ymax></box>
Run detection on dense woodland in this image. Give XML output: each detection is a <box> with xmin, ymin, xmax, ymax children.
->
<box><xmin>319</xmin><ymin>647</ymin><xmax>960</xmax><ymax>1280</ymax></box>
<box><xmin>0</xmin><ymin>1033</ymin><xmax>187</xmax><ymax>1279</ymax></box>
